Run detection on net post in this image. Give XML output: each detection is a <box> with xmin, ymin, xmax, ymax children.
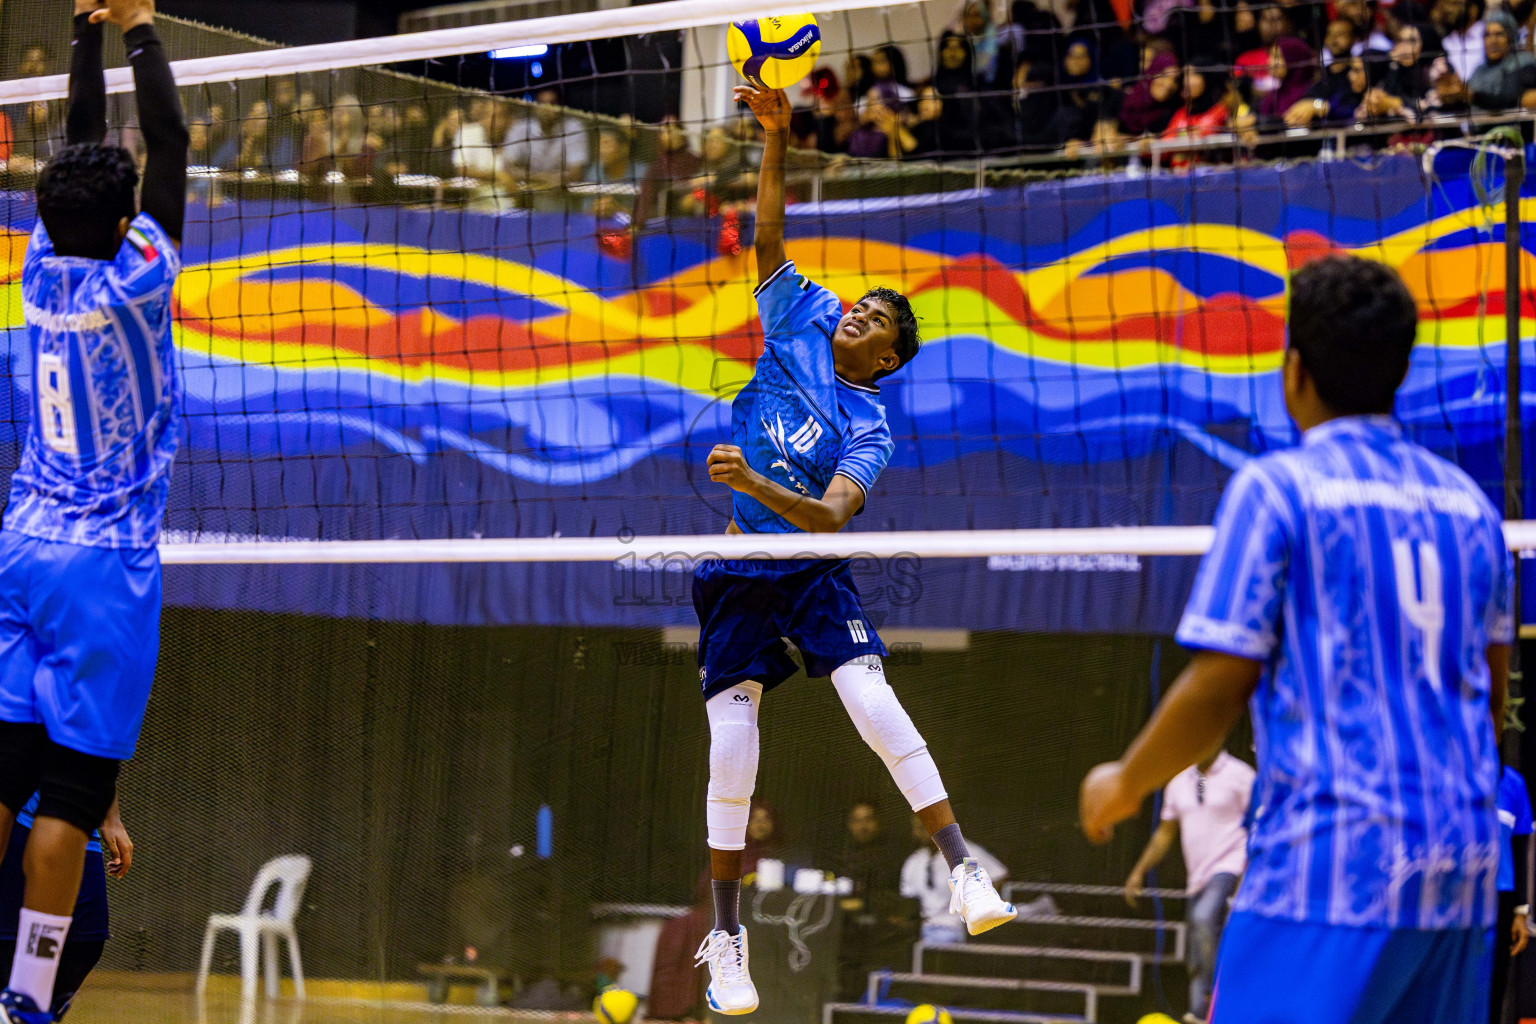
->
<box><xmin>1506</xmin><ymin>143</ymin><xmax>1526</xmax><ymax>738</ymax></box>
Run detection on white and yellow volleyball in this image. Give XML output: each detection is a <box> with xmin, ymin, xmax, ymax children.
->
<box><xmin>593</xmin><ymin>987</ymin><xmax>639</xmax><ymax>1024</ymax></box>
<box><xmin>727</xmin><ymin>14</ymin><xmax>822</xmax><ymax>90</ymax></box>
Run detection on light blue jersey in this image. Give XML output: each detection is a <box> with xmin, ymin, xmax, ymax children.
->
<box><xmin>8</xmin><ymin>213</ymin><xmax>182</xmax><ymax>549</ymax></box>
<box><xmin>1178</xmin><ymin>416</ymin><xmax>1513</xmax><ymax>931</ymax></box>
<box><xmin>732</xmin><ymin>261</ymin><xmax>894</xmax><ymax>534</ymax></box>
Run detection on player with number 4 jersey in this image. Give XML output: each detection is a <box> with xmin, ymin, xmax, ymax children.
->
<box><xmin>1080</xmin><ymin>255</ymin><xmax>1514</xmax><ymax>1024</ymax></box>
<box><xmin>0</xmin><ymin>2</ymin><xmax>187</xmax><ymax>1022</ymax></box>
<box><xmin>687</xmin><ymin>84</ymin><xmax>1015</xmax><ymax>1017</ymax></box>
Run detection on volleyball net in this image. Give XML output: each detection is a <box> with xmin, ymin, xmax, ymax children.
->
<box><xmin>0</xmin><ymin>0</ymin><xmax>1530</xmax><ymax>1015</ymax></box>
<box><xmin>0</xmin><ymin>0</ymin><xmax>1526</xmax><ymax>570</ymax></box>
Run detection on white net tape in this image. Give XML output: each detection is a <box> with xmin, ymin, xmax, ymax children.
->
<box><xmin>157</xmin><ymin>522</ymin><xmax>1536</xmax><ymax>563</ymax></box>
<box><xmin>0</xmin><ymin>0</ymin><xmax>920</xmax><ymax>104</ymax></box>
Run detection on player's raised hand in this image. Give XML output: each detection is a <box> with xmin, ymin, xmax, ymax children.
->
<box><xmin>733</xmin><ymin>85</ymin><xmax>792</xmax><ymax>135</ymax></box>
<box><xmin>89</xmin><ymin>0</ymin><xmax>154</xmax><ymax>30</ymax></box>
<box><xmin>708</xmin><ymin>444</ymin><xmax>760</xmax><ymax>493</ymax></box>
<box><xmin>1080</xmin><ymin>761</ymin><xmax>1141</xmax><ymax>844</ymax></box>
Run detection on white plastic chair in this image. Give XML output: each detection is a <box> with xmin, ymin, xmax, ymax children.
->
<box><xmin>196</xmin><ymin>854</ymin><xmax>311</xmax><ymax>1001</ymax></box>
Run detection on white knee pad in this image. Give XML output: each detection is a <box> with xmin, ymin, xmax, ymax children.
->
<box><xmin>705</xmin><ymin>682</ymin><xmax>763</xmax><ymax>851</ymax></box>
<box><xmin>831</xmin><ymin>658</ymin><xmax>948</xmax><ymax>812</ymax></box>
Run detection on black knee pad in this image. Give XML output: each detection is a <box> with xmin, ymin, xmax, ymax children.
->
<box><xmin>0</xmin><ymin>722</ymin><xmax>48</xmax><ymax>817</ymax></box>
<box><xmin>34</xmin><ymin>743</ymin><xmax>119</xmax><ymax>834</ymax></box>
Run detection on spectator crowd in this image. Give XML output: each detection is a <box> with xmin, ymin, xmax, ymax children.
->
<box><xmin>792</xmin><ymin>0</ymin><xmax>1536</xmax><ymax>163</ymax></box>
<box><xmin>1</xmin><ymin>0</ymin><xmax>1530</xmax><ymax>222</ymax></box>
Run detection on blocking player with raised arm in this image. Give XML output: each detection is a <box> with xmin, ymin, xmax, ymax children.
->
<box><xmin>1080</xmin><ymin>255</ymin><xmax>1512</xmax><ymax>1024</ymax></box>
<box><xmin>0</xmin><ymin>1</ymin><xmax>187</xmax><ymax>1021</ymax></box>
<box><xmin>689</xmin><ymin>84</ymin><xmax>1015</xmax><ymax>1016</ymax></box>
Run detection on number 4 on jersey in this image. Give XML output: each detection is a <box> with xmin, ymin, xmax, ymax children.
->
<box><xmin>1392</xmin><ymin>539</ymin><xmax>1444</xmax><ymax>689</ymax></box>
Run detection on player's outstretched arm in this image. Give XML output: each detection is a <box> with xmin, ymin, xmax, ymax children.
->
<box><xmin>96</xmin><ymin>0</ymin><xmax>188</xmax><ymax>245</ymax></box>
<box><xmin>68</xmin><ymin>1</ymin><xmax>108</xmax><ymax>146</ymax></box>
<box><xmin>1079</xmin><ymin>651</ymin><xmax>1260</xmax><ymax>844</ymax></box>
<box><xmin>734</xmin><ymin>85</ymin><xmax>791</xmax><ymax>286</ymax></box>
<box><xmin>708</xmin><ymin>444</ymin><xmax>863</xmax><ymax>532</ymax></box>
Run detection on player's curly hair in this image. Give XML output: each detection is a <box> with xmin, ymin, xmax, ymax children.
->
<box><xmin>1288</xmin><ymin>255</ymin><xmax>1417</xmax><ymax>415</ymax></box>
<box><xmin>862</xmin><ymin>287</ymin><xmax>921</xmax><ymax>381</ymax></box>
<box><xmin>35</xmin><ymin>144</ymin><xmax>139</xmax><ymax>259</ymax></box>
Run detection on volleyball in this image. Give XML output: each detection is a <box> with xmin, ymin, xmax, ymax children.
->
<box><xmin>727</xmin><ymin>14</ymin><xmax>822</xmax><ymax>89</ymax></box>
<box><xmin>593</xmin><ymin>987</ymin><xmax>639</xmax><ymax>1024</ymax></box>
<box><xmin>905</xmin><ymin>1005</ymin><xmax>954</xmax><ymax>1024</ymax></box>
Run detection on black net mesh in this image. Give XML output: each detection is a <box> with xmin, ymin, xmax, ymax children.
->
<box><xmin>1</xmin><ymin>2</ymin><xmax>1524</xmax><ymax>546</ymax></box>
<box><xmin>119</xmin><ymin>583</ymin><xmax>1196</xmax><ymax>1021</ymax></box>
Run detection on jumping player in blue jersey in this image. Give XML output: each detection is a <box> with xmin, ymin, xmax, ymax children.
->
<box><xmin>0</xmin><ymin>1</ymin><xmax>186</xmax><ymax>1021</ymax></box>
<box><xmin>690</xmin><ymin>85</ymin><xmax>1015</xmax><ymax>1015</ymax></box>
<box><xmin>1080</xmin><ymin>255</ymin><xmax>1513</xmax><ymax>1024</ymax></box>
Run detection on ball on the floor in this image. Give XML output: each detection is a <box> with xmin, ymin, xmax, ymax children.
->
<box><xmin>905</xmin><ymin>1005</ymin><xmax>954</xmax><ymax>1024</ymax></box>
<box><xmin>594</xmin><ymin>987</ymin><xmax>639</xmax><ymax>1024</ymax></box>
<box><xmin>727</xmin><ymin>14</ymin><xmax>821</xmax><ymax>90</ymax></box>
<box><xmin>1136</xmin><ymin>1015</ymin><xmax>1180</xmax><ymax>1024</ymax></box>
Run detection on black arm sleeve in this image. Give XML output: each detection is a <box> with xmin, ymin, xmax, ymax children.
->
<box><xmin>1515</xmin><ymin>832</ymin><xmax>1530</xmax><ymax>907</ymax></box>
<box><xmin>66</xmin><ymin>14</ymin><xmax>107</xmax><ymax>146</ymax></box>
<box><xmin>124</xmin><ymin>23</ymin><xmax>188</xmax><ymax>242</ymax></box>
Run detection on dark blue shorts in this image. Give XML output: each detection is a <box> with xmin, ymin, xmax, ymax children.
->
<box><xmin>692</xmin><ymin>558</ymin><xmax>886</xmax><ymax>699</ymax></box>
<box><xmin>1210</xmin><ymin>911</ymin><xmax>1491</xmax><ymax>1024</ymax></box>
<box><xmin>0</xmin><ymin>531</ymin><xmax>162</xmax><ymax>760</ymax></box>
<box><xmin>0</xmin><ymin>826</ymin><xmax>110</xmax><ymax>942</ymax></box>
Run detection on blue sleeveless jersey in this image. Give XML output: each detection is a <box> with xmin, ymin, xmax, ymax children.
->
<box><xmin>731</xmin><ymin>261</ymin><xmax>893</xmax><ymax>533</ymax></box>
<box><xmin>8</xmin><ymin>213</ymin><xmax>182</xmax><ymax>548</ymax></box>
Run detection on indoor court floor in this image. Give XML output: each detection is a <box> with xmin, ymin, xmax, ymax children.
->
<box><xmin>68</xmin><ymin>985</ymin><xmax>591</xmax><ymax>1024</ymax></box>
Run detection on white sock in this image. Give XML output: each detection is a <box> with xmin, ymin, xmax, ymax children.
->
<box><xmin>9</xmin><ymin>908</ymin><xmax>71</xmax><ymax>1011</ymax></box>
